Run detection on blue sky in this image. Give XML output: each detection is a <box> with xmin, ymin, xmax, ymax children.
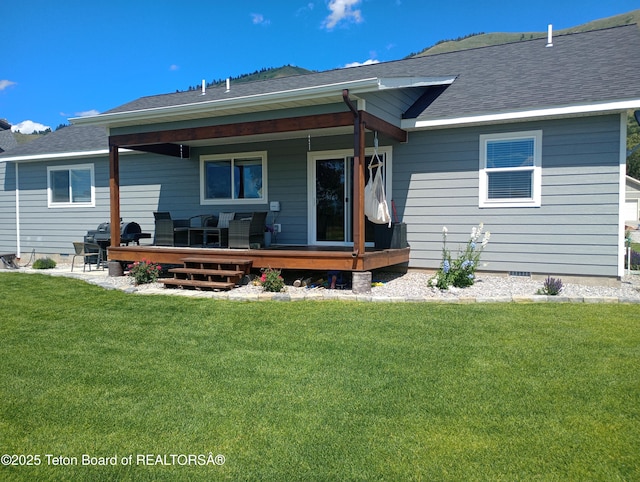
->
<box><xmin>1</xmin><ymin>0</ymin><xmax>638</xmax><ymax>133</ymax></box>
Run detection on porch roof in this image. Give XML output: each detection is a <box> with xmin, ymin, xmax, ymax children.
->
<box><xmin>71</xmin><ymin>76</ymin><xmax>456</xmax><ymax>129</ymax></box>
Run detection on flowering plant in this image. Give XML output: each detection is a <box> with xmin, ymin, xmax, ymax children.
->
<box><xmin>127</xmin><ymin>259</ymin><xmax>162</xmax><ymax>285</ymax></box>
<box><xmin>537</xmin><ymin>276</ymin><xmax>563</xmax><ymax>295</ymax></box>
<box><xmin>429</xmin><ymin>223</ymin><xmax>491</xmax><ymax>289</ymax></box>
<box><xmin>259</xmin><ymin>267</ymin><xmax>285</xmax><ymax>292</ymax></box>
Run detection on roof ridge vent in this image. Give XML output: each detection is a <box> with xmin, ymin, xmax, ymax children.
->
<box><xmin>546</xmin><ymin>24</ymin><xmax>553</xmax><ymax>47</ymax></box>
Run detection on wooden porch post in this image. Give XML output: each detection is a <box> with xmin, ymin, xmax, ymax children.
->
<box><xmin>109</xmin><ymin>144</ymin><xmax>121</xmax><ymax>247</ymax></box>
<box><xmin>353</xmin><ymin>113</ymin><xmax>366</xmax><ymax>257</ymax></box>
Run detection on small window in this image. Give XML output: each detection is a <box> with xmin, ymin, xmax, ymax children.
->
<box><xmin>47</xmin><ymin>164</ymin><xmax>95</xmax><ymax>207</ymax></box>
<box><xmin>479</xmin><ymin>131</ymin><xmax>542</xmax><ymax>207</ymax></box>
<box><xmin>200</xmin><ymin>151</ymin><xmax>267</xmax><ymax>205</ymax></box>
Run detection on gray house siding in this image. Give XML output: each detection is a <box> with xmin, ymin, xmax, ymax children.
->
<box><xmin>1</xmin><ymin>114</ymin><xmax>624</xmax><ymax>278</ymax></box>
<box><xmin>13</xmin><ymin>156</ymin><xmax>110</xmax><ymax>256</ymax></box>
<box><xmin>395</xmin><ymin>115</ymin><xmax>622</xmax><ymax>277</ymax></box>
<box><xmin>0</xmin><ymin>161</ymin><xmax>17</xmax><ymax>255</ymax></box>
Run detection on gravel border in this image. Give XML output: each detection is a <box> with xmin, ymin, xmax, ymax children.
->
<box><xmin>9</xmin><ymin>265</ymin><xmax>640</xmax><ymax>304</ymax></box>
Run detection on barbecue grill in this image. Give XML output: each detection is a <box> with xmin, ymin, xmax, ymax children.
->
<box><xmin>85</xmin><ymin>221</ymin><xmax>149</xmax><ymax>246</ymax></box>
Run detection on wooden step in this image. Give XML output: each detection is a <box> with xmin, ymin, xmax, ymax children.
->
<box><xmin>161</xmin><ymin>278</ymin><xmax>235</xmax><ymax>290</ymax></box>
<box><xmin>181</xmin><ymin>256</ymin><xmax>252</xmax><ymax>264</ymax></box>
<box><xmin>169</xmin><ymin>267</ymin><xmax>244</xmax><ymax>277</ymax></box>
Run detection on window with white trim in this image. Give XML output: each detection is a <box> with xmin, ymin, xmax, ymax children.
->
<box><xmin>200</xmin><ymin>151</ymin><xmax>267</xmax><ymax>205</ymax></box>
<box><xmin>47</xmin><ymin>164</ymin><xmax>95</xmax><ymax>207</ymax></box>
<box><xmin>479</xmin><ymin>131</ymin><xmax>542</xmax><ymax>207</ymax></box>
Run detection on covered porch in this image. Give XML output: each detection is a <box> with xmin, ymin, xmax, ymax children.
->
<box><xmin>104</xmin><ymin>89</ymin><xmax>410</xmax><ymax>273</ymax></box>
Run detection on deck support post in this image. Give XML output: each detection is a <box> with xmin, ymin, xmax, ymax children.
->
<box><xmin>343</xmin><ymin>89</ymin><xmax>366</xmax><ymax>259</ymax></box>
<box><xmin>352</xmin><ymin>271</ymin><xmax>372</xmax><ymax>294</ymax></box>
<box><xmin>109</xmin><ymin>144</ymin><xmax>121</xmax><ymax>247</ymax></box>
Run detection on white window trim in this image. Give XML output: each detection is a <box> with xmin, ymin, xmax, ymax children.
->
<box><xmin>479</xmin><ymin>130</ymin><xmax>542</xmax><ymax>208</ymax></box>
<box><xmin>200</xmin><ymin>151</ymin><xmax>268</xmax><ymax>206</ymax></box>
<box><xmin>47</xmin><ymin>163</ymin><xmax>95</xmax><ymax>208</ymax></box>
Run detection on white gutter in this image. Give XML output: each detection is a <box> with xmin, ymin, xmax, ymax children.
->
<box><xmin>71</xmin><ymin>76</ymin><xmax>457</xmax><ymax>127</ymax></box>
<box><xmin>403</xmin><ymin>99</ymin><xmax>640</xmax><ymax>130</ymax></box>
<box><xmin>71</xmin><ymin>78</ymin><xmax>383</xmax><ymax>126</ymax></box>
<box><xmin>0</xmin><ymin>148</ymin><xmax>136</xmax><ymax>164</ymax></box>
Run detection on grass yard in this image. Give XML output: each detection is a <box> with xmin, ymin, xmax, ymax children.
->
<box><xmin>1</xmin><ymin>273</ymin><xmax>639</xmax><ymax>480</ymax></box>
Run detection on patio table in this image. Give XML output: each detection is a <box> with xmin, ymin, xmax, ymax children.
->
<box><xmin>188</xmin><ymin>227</ymin><xmax>228</xmax><ymax>247</ymax></box>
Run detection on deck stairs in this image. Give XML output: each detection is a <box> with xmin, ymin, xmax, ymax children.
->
<box><xmin>161</xmin><ymin>257</ymin><xmax>253</xmax><ymax>290</ymax></box>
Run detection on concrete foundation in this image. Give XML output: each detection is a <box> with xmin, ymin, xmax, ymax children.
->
<box><xmin>352</xmin><ymin>271</ymin><xmax>372</xmax><ymax>294</ymax></box>
<box><xmin>108</xmin><ymin>261</ymin><xmax>124</xmax><ymax>277</ymax></box>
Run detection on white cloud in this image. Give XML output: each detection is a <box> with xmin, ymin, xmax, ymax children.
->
<box><xmin>169</xmin><ymin>64</ymin><xmax>180</xmax><ymax>71</ymax></box>
<box><xmin>75</xmin><ymin>110</ymin><xmax>100</xmax><ymax>118</ymax></box>
<box><xmin>11</xmin><ymin>120</ymin><xmax>50</xmax><ymax>134</ymax></box>
<box><xmin>296</xmin><ymin>3</ymin><xmax>314</xmax><ymax>16</ymax></box>
<box><xmin>323</xmin><ymin>0</ymin><xmax>362</xmax><ymax>29</ymax></box>
<box><xmin>0</xmin><ymin>79</ymin><xmax>17</xmax><ymax>91</ymax></box>
<box><xmin>251</xmin><ymin>13</ymin><xmax>271</xmax><ymax>25</ymax></box>
<box><xmin>343</xmin><ymin>59</ymin><xmax>380</xmax><ymax>68</ymax></box>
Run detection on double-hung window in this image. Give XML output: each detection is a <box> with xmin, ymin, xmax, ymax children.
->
<box><xmin>200</xmin><ymin>151</ymin><xmax>267</xmax><ymax>205</ymax></box>
<box><xmin>479</xmin><ymin>131</ymin><xmax>542</xmax><ymax>207</ymax></box>
<box><xmin>47</xmin><ymin>164</ymin><xmax>95</xmax><ymax>207</ymax></box>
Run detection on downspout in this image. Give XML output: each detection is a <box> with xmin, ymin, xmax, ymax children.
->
<box><xmin>342</xmin><ymin>89</ymin><xmax>366</xmax><ymax>263</ymax></box>
<box><xmin>14</xmin><ymin>163</ymin><xmax>21</xmax><ymax>258</ymax></box>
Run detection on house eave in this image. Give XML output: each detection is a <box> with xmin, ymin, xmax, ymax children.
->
<box><xmin>0</xmin><ymin>148</ymin><xmax>137</xmax><ymax>163</ymax></box>
<box><xmin>71</xmin><ymin>76</ymin><xmax>456</xmax><ymax>128</ymax></box>
<box><xmin>403</xmin><ymin>99</ymin><xmax>640</xmax><ymax>130</ymax></box>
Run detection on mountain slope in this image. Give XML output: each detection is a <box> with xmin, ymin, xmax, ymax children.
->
<box><xmin>412</xmin><ymin>9</ymin><xmax>640</xmax><ymax>57</ymax></box>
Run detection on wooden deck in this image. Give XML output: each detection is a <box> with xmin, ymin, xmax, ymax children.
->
<box><xmin>107</xmin><ymin>245</ymin><xmax>410</xmax><ymax>272</ymax></box>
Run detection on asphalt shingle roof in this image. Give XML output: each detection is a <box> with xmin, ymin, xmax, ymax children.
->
<box><xmin>105</xmin><ymin>24</ymin><xmax>640</xmax><ymax>122</ymax></box>
<box><xmin>3</xmin><ymin>25</ymin><xmax>640</xmax><ymax>160</ymax></box>
<box><xmin>0</xmin><ymin>125</ymin><xmax>107</xmax><ymax>159</ymax></box>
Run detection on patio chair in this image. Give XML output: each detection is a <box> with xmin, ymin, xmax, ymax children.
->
<box><xmin>153</xmin><ymin>212</ymin><xmax>189</xmax><ymax>246</ymax></box>
<box><xmin>71</xmin><ymin>241</ymin><xmax>103</xmax><ymax>272</ymax></box>
<box><xmin>228</xmin><ymin>212</ymin><xmax>268</xmax><ymax>249</ymax></box>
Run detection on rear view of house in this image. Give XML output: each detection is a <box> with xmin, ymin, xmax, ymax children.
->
<box><xmin>2</xmin><ymin>25</ymin><xmax>640</xmax><ymax>280</ymax></box>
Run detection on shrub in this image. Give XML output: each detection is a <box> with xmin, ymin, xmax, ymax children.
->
<box><xmin>127</xmin><ymin>260</ymin><xmax>162</xmax><ymax>285</ymax></box>
<box><xmin>259</xmin><ymin>267</ymin><xmax>285</xmax><ymax>292</ymax></box>
<box><xmin>32</xmin><ymin>258</ymin><xmax>57</xmax><ymax>270</ymax></box>
<box><xmin>428</xmin><ymin>223</ymin><xmax>491</xmax><ymax>289</ymax></box>
<box><xmin>537</xmin><ymin>276</ymin><xmax>564</xmax><ymax>296</ymax></box>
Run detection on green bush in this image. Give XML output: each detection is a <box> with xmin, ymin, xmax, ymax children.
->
<box><xmin>259</xmin><ymin>267</ymin><xmax>285</xmax><ymax>292</ymax></box>
<box><xmin>32</xmin><ymin>258</ymin><xmax>56</xmax><ymax>270</ymax></box>
<box><xmin>127</xmin><ymin>259</ymin><xmax>162</xmax><ymax>285</ymax></box>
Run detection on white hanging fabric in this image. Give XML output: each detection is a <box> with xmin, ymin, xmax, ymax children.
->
<box><xmin>364</xmin><ymin>133</ymin><xmax>391</xmax><ymax>227</ymax></box>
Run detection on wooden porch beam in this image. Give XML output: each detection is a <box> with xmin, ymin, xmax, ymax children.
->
<box><xmin>128</xmin><ymin>143</ymin><xmax>190</xmax><ymax>158</ymax></box>
<box><xmin>360</xmin><ymin>111</ymin><xmax>407</xmax><ymax>143</ymax></box>
<box><xmin>109</xmin><ymin>111</ymin><xmax>356</xmax><ymax>147</ymax></box>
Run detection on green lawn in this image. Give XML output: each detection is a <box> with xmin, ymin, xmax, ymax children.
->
<box><xmin>1</xmin><ymin>273</ymin><xmax>639</xmax><ymax>480</ymax></box>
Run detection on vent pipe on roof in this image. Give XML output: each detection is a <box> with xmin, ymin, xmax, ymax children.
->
<box><xmin>546</xmin><ymin>24</ymin><xmax>553</xmax><ymax>47</ymax></box>
<box><xmin>201</xmin><ymin>80</ymin><xmax>206</xmax><ymax>95</ymax></box>
<box><xmin>225</xmin><ymin>78</ymin><xmax>230</xmax><ymax>93</ymax></box>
